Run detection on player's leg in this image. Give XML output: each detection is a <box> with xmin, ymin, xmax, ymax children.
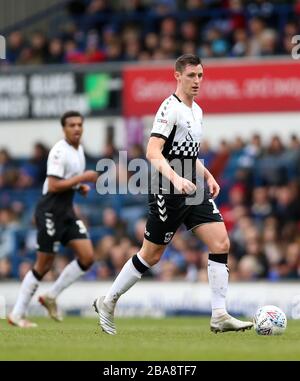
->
<box><xmin>8</xmin><ymin>252</ymin><xmax>55</xmax><ymax>327</ymax></box>
<box><xmin>193</xmin><ymin>222</ymin><xmax>253</xmax><ymax>332</ymax></box>
<box><xmin>42</xmin><ymin>239</ymin><xmax>93</xmax><ymax>299</ymax></box>
<box><xmin>103</xmin><ymin>238</ymin><xmax>165</xmax><ymax>309</ymax></box>
<box><xmin>94</xmin><ymin>238</ymin><xmax>165</xmax><ymax>335</ymax></box>
<box><xmin>94</xmin><ymin>195</ymin><xmax>186</xmax><ymax>334</ymax></box>
<box><xmin>193</xmin><ymin>221</ymin><xmax>230</xmax><ymax>316</ymax></box>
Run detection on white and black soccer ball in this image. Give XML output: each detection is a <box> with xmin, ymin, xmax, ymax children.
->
<box><xmin>253</xmin><ymin>305</ymin><xmax>287</xmax><ymax>336</ymax></box>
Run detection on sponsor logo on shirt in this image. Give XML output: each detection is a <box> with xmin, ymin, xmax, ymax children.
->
<box><xmin>186</xmin><ymin>132</ymin><xmax>194</xmax><ymax>141</ymax></box>
<box><xmin>157</xmin><ymin>118</ymin><xmax>168</xmax><ymax>124</ymax></box>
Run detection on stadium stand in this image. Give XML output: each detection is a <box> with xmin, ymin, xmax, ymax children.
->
<box><xmin>0</xmin><ymin>0</ymin><xmax>299</xmax><ymax>280</ymax></box>
<box><xmin>1</xmin><ymin>134</ymin><xmax>299</xmax><ymax>281</ymax></box>
<box><xmin>1</xmin><ymin>0</ymin><xmax>299</xmax><ymax>67</ymax></box>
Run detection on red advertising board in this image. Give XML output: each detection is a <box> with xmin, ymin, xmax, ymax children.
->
<box><xmin>123</xmin><ymin>60</ymin><xmax>300</xmax><ymax>116</ymax></box>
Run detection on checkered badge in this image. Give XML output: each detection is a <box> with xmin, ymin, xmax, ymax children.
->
<box><xmin>169</xmin><ymin>141</ymin><xmax>199</xmax><ymax>157</ymax></box>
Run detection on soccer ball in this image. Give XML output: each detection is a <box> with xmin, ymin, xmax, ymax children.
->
<box><xmin>253</xmin><ymin>305</ymin><xmax>287</xmax><ymax>335</ymax></box>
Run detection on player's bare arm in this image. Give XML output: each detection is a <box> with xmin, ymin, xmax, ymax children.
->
<box><xmin>196</xmin><ymin>158</ymin><xmax>220</xmax><ymax>199</ymax></box>
<box><xmin>147</xmin><ymin>136</ymin><xmax>196</xmax><ymax>194</ymax></box>
<box><xmin>48</xmin><ymin>170</ymin><xmax>98</xmax><ymax>193</ymax></box>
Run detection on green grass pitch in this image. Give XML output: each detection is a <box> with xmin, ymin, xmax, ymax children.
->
<box><xmin>1</xmin><ymin>317</ymin><xmax>300</xmax><ymax>360</ymax></box>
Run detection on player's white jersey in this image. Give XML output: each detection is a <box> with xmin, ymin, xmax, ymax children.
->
<box><xmin>150</xmin><ymin>94</ymin><xmax>203</xmax><ymax>195</ymax></box>
<box><xmin>151</xmin><ymin>93</ymin><xmax>203</xmax><ymax>160</ymax></box>
<box><xmin>42</xmin><ymin>139</ymin><xmax>85</xmax><ymax>195</ymax></box>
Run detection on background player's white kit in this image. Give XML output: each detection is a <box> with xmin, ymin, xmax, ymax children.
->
<box><xmin>43</xmin><ymin>139</ymin><xmax>85</xmax><ymax>194</ymax></box>
<box><xmin>9</xmin><ymin>112</ymin><xmax>97</xmax><ymax>327</ymax></box>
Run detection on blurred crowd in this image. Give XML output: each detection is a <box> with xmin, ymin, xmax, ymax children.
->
<box><xmin>1</xmin><ymin>133</ymin><xmax>300</xmax><ymax>282</ymax></box>
<box><xmin>2</xmin><ymin>0</ymin><xmax>300</xmax><ymax>66</ymax></box>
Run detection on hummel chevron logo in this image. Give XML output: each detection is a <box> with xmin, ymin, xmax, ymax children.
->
<box><xmin>158</xmin><ymin>207</ymin><xmax>166</xmax><ymax>215</ymax></box>
<box><xmin>159</xmin><ymin>215</ymin><xmax>168</xmax><ymax>222</ymax></box>
<box><xmin>157</xmin><ymin>195</ymin><xmax>168</xmax><ymax>221</ymax></box>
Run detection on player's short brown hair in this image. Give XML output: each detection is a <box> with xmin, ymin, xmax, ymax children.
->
<box><xmin>175</xmin><ymin>54</ymin><xmax>202</xmax><ymax>73</ymax></box>
<box><xmin>60</xmin><ymin>111</ymin><xmax>84</xmax><ymax>127</ymax></box>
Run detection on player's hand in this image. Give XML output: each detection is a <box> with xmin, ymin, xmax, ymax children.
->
<box><xmin>78</xmin><ymin>184</ymin><xmax>90</xmax><ymax>196</ymax></box>
<box><xmin>207</xmin><ymin>175</ymin><xmax>220</xmax><ymax>199</ymax></box>
<box><xmin>173</xmin><ymin>175</ymin><xmax>197</xmax><ymax>195</ymax></box>
<box><xmin>81</xmin><ymin>170</ymin><xmax>98</xmax><ymax>183</ymax></box>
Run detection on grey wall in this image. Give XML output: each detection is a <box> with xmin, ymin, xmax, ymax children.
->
<box><xmin>0</xmin><ymin>0</ymin><xmax>63</xmax><ymax>31</ymax></box>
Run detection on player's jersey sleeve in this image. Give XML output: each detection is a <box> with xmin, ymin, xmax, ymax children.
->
<box><xmin>47</xmin><ymin>145</ymin><xmax>66</xmax><ymax>178</ymax></box>
<box><xmin>151</xmin><ymin>99</ymin><xmax>177</xmax><ymax>141</ymax></box>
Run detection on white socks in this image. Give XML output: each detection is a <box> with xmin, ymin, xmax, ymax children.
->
<box><xmin>207</xmin><ymin>258</ymin><xmax>229</xmax><ymax>318</ymax></box>
<box><xmin>11</xmin><ymin>270</ymin><xmax>40</xmax><ymax>319</ymax></box>
<box><xmin>103</xmin><ymin>254</ymin><xmax>151</xmax><ymax>311</ymax></box>
<box><xmin>11</xmin><ymin>260</ymin><xmax>87</xmax><ymax>318</ymax></box>
<box><xmin>46</xmin><ymin>260</ymin><xmax>85</xmax><ymax>299</ymax></box>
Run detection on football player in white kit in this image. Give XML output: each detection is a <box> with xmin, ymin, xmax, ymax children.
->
<box><xmin>94</xmin><ymin>54</ymin><xmax>253</xmax><ymax>335</ymax></box>
<box><xmin>9</xmin><ymin>111</ymin><xmax>98</xmax><ymax>327</ymax></box>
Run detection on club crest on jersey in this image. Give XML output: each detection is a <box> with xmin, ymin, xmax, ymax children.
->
<box><xmin>164</xmin><ymin>232</ymin><xmax>174</xmax><ymax>243</ymax></box>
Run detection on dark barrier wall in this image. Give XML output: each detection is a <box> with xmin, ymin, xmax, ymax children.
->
<box><xmin>1</xmin><ymin>58</ymin><xmax>300</xmax><ymax>120</ymax></box>
<box><xmin>0</xmin><ymin>65</ymin><xmax>122</xmax><ymax>119</ymax></box>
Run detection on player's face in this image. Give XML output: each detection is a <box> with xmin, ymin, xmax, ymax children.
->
<box><xmin>176</xmin><ymin>64</ymin><xmax>203</xmax><ymax>97</ymax></box>
<box><xmin>63</xmin><ymin>116</ymin><xmax>83</xmax><ymax>146</ymax></box>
